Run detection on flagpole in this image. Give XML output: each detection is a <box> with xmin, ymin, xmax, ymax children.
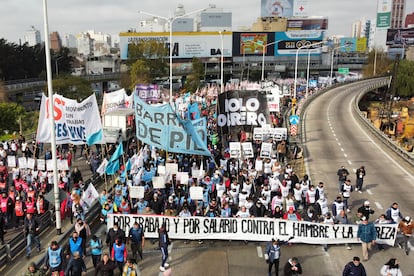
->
<box><xmin>42</xmin><ymin>0</ymin><xmax>61</xmax><ymax>234</ymax></box>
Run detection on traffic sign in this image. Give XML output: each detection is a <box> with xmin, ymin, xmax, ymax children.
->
<box><xmin>290</xmin><ymin>124</ymin><xmax>298</xmax><ymax>136</ymax></box>
<box><xmin>289</xmin><ymin>115</ymin><xmax>300</xmax><ymax>125</ymax></box>
<box><xmin>338</xmin><ymin>68</ymin><xmax>349</xmax><ymax>75</ymax></box>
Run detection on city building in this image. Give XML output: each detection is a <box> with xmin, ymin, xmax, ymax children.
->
<box><xmin>50</xmin><ymin>31</ymin><xmax>62</xmax><ymax>52</ymax></box>
<box><xmin>405</xmin><ymin>12</ymin><xmax>414</xmax><ymax>27</ymax></box>
<box><xmin>24</xmin><ymin>26</ymin><xmax>41</xmax><ymax>46</ymax></box>
<box><xmin>197</xmin><ymin>4</ymin><xmax>232</xmax><ymax>32</ymax></box>
<box><xmin>251</xmin><ymin>17</ymin><xmax>287</xmax><ymax>32</ymax></box>
<box><xmin>76</xmin><ymin>32</ymin><xmax>94</xmax><ymax>56</ymax></box>
<box><xmin>391</xmin><ymin>0</ymin><xmax>406</xmax><ymax>29</ymax></box>
<box><xmin>62</xmin><ymin>34</ymin><xmax>77</xmax><ymax>49</ymax></box>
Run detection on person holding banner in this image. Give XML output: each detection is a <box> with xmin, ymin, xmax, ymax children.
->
<box><xmin>264</xmin><ymin>237</ymin><xmax>293</xmax><ymax>276</ymax></box>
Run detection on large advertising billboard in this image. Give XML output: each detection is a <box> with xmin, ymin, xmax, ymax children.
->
<box><xmin>386</xmin><ymin>28</ymin><xmax>414</xmax><ymax>47</ymax></box>
<box><xmin>232</xmin><ymin>32</ymin><xmax>276</xmax><ymax>56</ymax></box>
<box><xmin>377</xmin><ymin>0</ymin><xmax>392</xmax><ymax>29</ymax></box>
<box><xmin>274</xmin><ymin>30</ymin><xmax>324</xmax><ymax>56</ymax></box>
<box><xmin>261</xmin><ymin>0</ymin><xmax>294</xmax><ymax>18</ymax></box>
<box><xmin>339</xmin><ymin>37</ymin><xmax>367</xmax><ymax>52</ymax></box>
<box><xmin>287</xmin><ymin>18</ymin><xmax>328</xmax><ymax>30</ymax></box>
<box><xmin>119</xmin><ymin>32</ymin><xmax>233</xmax><ymax>60</ymax></box>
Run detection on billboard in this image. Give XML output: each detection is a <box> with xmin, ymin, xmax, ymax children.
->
<box><xmin>377</xmin><ymin>0</ymin><xmax>392</xmax><ymax>29</ymax></box>
<box><xmin>119</xmin><ymin>32</ymin><xmax>233</xmax><ymax>60</ymax></box>
<box><xmin>339</xmin><ymin>37</ymin><xmax>367</xmax><ymax>52</ymax></box>
<box><xmin>274</xmin><ymin>30</ymin><xmax>324</xmax><ymax>56</ymax></box>
<box><xmin>287</xmin><ymin>18</ymin><xmax>328</xmax><ymax>30</ymax></box>
<box><xmin>386</xmin><ymin>28</ymin><xmax>414</xmax><ymax>47</ymax></box>
<box><xmin>232</xmin><ymin>32</ymin><xmax>276</xmax><ymax>56</ymax></box>
<box><xmin>261</xmin><ymin>0</ymin><xmax>294</xmax><ymax>18</ymax></box>
<box><xmin>200</xmin><ymin>12</ymin><xmax>232</xmax><ymax>27</ymax></box>
<box><xmin>293</xmin><ymin>0</ymin><xmax>309</xmax><ymax>17</ymax></box>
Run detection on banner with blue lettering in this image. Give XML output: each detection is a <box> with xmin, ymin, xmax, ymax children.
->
<box><xmin>134</xmin><ymin>94</ymin><xmax>211</xmax><ymax>156</ymax></box>
<box><xmin>108</xmin><ymin>214</ymin><xmax>397</xmax><ymax>246</ymax></box>
<box><xmin>36</xmin><ymin>94</ymin><xmax>104</xmax><ymax>145</ymax></box>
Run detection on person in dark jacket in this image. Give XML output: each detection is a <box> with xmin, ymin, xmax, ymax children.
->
<box><xmin>24</xmin><ymin>212</ymin><xmax>41</xmax><ymax>258</ymax></box>
<box><xmin>342</xmin><ymin>256</ymin><xmax>366</xmax><ymax>276</ymax></box>
<box><xmin>106</xmin><ymin>222</ymin><xmax>125</xmax><ymax>254</ymax></box>
<box><xmin>95</xmin><ymin>253</ymin><xmax>117</xmax><ymax>276</ymax></box>
<box><xmin>357</xmin><ymin>216</ymin><xmax>377</xmax><ymax>261</ymax></box>
<box><xmin>65</xmin><ymin>251</ymin><xmax>86</xmax><ymax>276</ymax></box>
<box><xmin>265</xmin><ymin>237</ymin><xmax>293</xmax><ymax>276</ymax></box>
<box><xmin>283</xmin><ymin>257</ymin><xmax>302</xmax><ymax>275</ymax></box>
<box><xmin>158</xmin><ymin>222</ymin><xmax>170</xmax><ymax>272</ymax></box>
<box><xmin>357</xmin><ymin>201</ymin><xmax>375</xmax><ymax>220</ymax></box>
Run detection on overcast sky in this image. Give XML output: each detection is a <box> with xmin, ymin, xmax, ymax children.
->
<box><xmin>1</xmin><ymin>0</ymin><xmax>414</xmax><ymax>44</ymax></box>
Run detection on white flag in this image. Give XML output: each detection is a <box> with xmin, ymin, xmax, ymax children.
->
<box><xmin>82</xmin><ymin>183</ymin><xmax>99</xmax><ymax>207</ymax></box>
<box><xmin>96</xmin><ymin>158</ymin><xmax>108</xmax><ymax>176</ymax></box>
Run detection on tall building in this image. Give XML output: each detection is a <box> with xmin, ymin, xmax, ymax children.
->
<box><xmin>24</xmin><ymin>26</ymin><xmax>41</xmax><ymax>46</ymax></box>
<box><xmin>76</xmin><ymin>32</ymin><xmax>94</xmax><ymax>56</ymax></box>
<box><xmin>405</xmin><ymin>12</ymin><xmax>414</xmax><ymax>27</ymax></box>
<box><xmin>391</xmin><ymin>0</ymin><xmax>406</xmax><ymax>28</ymax></box>
<box><xmin>50</xmin><ymin>31</ymin><xmax>62</xmax><ymax>52</ymax></box>
<box><xmin>351</xmin><ymin>19</ymin><xmax>364</xmax><ymax>38</ymax></box>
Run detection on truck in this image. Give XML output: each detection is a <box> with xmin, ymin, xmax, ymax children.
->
<box><xmin>102</xmin><ymin>108</ymin><xmax>135</xmax><ymax>143</ymax></box>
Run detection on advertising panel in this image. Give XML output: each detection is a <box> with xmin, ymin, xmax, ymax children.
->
<box><xmin>274</xmin><ymin>30</ymin><xmax>324</xmax><ymax>56</ymax></box>
<box><xmin>386</xmin><ymin>28</ymin><xmax>414</xmax><ymax>47</ymax></box>
<box><xmin>241</xmin><ymin>33</ymin><xmax>268</xmax><ymax>54</ymax></box>
<box><xmin>293</xmin><ymin>0</ymin><xmax>309</xmax><ymax>17</ymax></box>
<box><xmin>261</xmin><ymin>0</ymin><xmax>294</xmax><ymax>18</ymax></box>
<box><xmin>287</xmin><ymin>18</ymin><xmax>328</xmax><ymax>30</ymax></box>
<box><xmin>377</xmin><ymin>0</ymin><xmax>392</xmax><ymax>29</ymax></box>
<box><xmin>200</xmin><ymin>12</ymin><xmax>232</xmax><ymax>27</ymax></box>
<box><xmin>119</xmin><ymin>32</ymin><xmax>233</xmax><ymax>60</ymax></box>
<box><xmin>339</xmin><ymin>37</ymin><xmax>367</xmax><ymax>52</ymax></box>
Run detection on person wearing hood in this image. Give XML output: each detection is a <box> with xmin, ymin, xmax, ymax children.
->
<box><xmin>25</xmin><ymin>262</ymin><xmax>44</xmax><ymax>276</ymax></box>
<box><xmin>380</xmin><ymin>258</ymin><xmax>402</xmax><ymax>276</ymax></box>
<box><xmin>357</xmin><ymin>200</ymin><xmax>375</xmax><ymax>220</ymax></box>
<box><xmin>397</xmin><ymin>216</ymin><xmax>414</xmax><ymax>255</ymax></box>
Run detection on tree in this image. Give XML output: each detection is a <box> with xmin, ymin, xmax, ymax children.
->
<box><xmin>51</xmin><ymin>75</ymin><xmax>93</xmax><ymax>101</ymax></box>
<box><xmin>362</xmin><ymin>48</ymin><xmax>392</xmax><ymax>78</ymax></box>
<box><xmin>183</xmin><ymin>57</ymin><xmax>205</xmax><ymax>92</ymax></box>
<box><xmin>0</xmin><ymin>81</ymin><xmax>7</xmax><ymax>102</ymax></box>
<box><xmin>127</xmin><ymin>40</ymin><xmax>168</xmax><ymax>89</ymax></box>
<box><xmin>0</xmin><ymin>102</ymin><xmax>25</xmax><ymax>134</ymax></box>
<box><xmin>395</xmin><ymin>59</ymin><xmax>414</xmax><ymax>97</ymax></box>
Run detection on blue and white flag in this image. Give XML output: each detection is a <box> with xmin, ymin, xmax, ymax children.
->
<box><xmin>105</xmin><ymin>143</ymin><xmax>124</xmax><ymax>175</ymax></box>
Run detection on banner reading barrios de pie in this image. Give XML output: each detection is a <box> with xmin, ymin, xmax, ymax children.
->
<box><xmin>108</xmin><ymin>214</ymin><xmax>397</xmax><ymax>246</ymax></box>
<box><xmin>36</xmin><ymin>94</ymin><xmax>103</xmax><ymax>145</ymax></box>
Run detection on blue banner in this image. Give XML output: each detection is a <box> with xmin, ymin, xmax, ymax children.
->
<box><xmin>134</xmin><ymin>95</ymin><xmax>211</xmax><ymax>156</ymax></box>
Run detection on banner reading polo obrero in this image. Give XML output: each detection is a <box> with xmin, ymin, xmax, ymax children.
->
<box><xmin>217</xmin><ymin>90</ymin><xmax>270</xmax><ymax>134</ymax></box>
<box><xmin>108</xmin><ymin>214</ymin><xmax>398</xmax><ymax>246</ymax></box>
<box><xmin>36</xmin><ymin>94</ymin><xmax>104</xmax><ymax>145</ymax></box>
<box><xmin>101</xmin><ymin>88</ymin><xmax>133</xmax><ymax>115</ymax></box>
<box><xmin>134</xmin><ymin>94</ymin><xmax>210</xmax><ymax>156</ymax></box>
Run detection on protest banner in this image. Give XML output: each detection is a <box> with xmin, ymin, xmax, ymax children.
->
<box><xmin>189</xmin><ymin>187</ymin><xmax>204</xmax><ymax>200</ymax></box>
<box><xmin>129</xmin><ymin>186</ymin><xmax>145</xmax><ymax>199</ymax></box>
<box><xmin>157</xmin><ymin>165</ymin><xmax>166</xmax><ymax>175</ymax></box>
<box><xmin>217</xmin><ymin>90</ymin><xmax>270</xmax><ymax>134</ymax></box>
<box><xmin>229</xmin><ymin>142</ymin><xmax>241</xmax><ymax>159</ymax></box>
<box><xmin>134</xmin><ymin>95</ymin><xmax>210</xmax><ymax>156</ymax></box>
<box><xmin>27</xmin><ymin>158</ymin><xmax>35</xmax><ymax>170</ymax></box>
<box><xmin>101</xmin><ymin>88</ymin><xmax>133</xmax><ymax>115</ymax></box>
<box><xmin>57</xmin><ymin>159</ymin><xmax>69</xmax><ymax>171</ymax></box>
<box><xmin>260</xmin><ymin>142</ymin><xmax>272</xmax><ymax>159</ymax></box>
<box><xmin>37</xmin><ymin>159</ymin><xmax>46</xmax><ymax>171</ymax></box>
<box><xmin>176</xmin><ymin>172</ymin><xmax>189</xmax><ymax>185</ymax></box>
<box><xmin>152</xmin><ymin>176</ymin><xmax>166</xmax><ymax>189</ymax></box>
<box><xmin>37</xmin><ymin>94</ymin><xmax>103</xmax><ymax>145</ymax></box>
<box><xmin>135</xmin><ymin>84</ymin><xmax>160</xmax><ymax>103</ymax></box>
<box><xmin>165</xmin><ymin>163</ymin><xmax>178</xmax><ymax>175</ymax></box>
<box><xmin>7</xmin><ymin>155</ymin><xmax>16</xmax><ymax>168</ymax></box>
<box><xmin>18</xmin><ymin>157</ymin><xmax>27</xmax><ymax>169</ymax></box>
<box><xmin>108</xmin><ymin>214</ymin><xmax>397</xmax><ymax>246</ymax></box>
<box><xmin>241</xmin><ymin>142</ymin><xmax>254</xmax><ymax>158</ymax></box>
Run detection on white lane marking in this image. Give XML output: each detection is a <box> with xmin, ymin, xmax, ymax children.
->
<box><xmin>333</xmin><ymin>134</ymin><xmax>336</xmax><ymax>137</ymax></box>
<box><xmin>349</xmin><ymin>93</ymin><xmax>414</xmax><ymax>183</ymax></box>
<box><xmin>366</xmin><ymin>189</ymin><xmax>373</xmax><ymax>195</ymax></box>
<box><xmin>338</xmin><ymin>143</ymin><xmax>341</xmax><ymax>146</ymax></box>
<box><xmin>344</xmin><ymin>154</ymin><xmax>348</xmax><ymax>158</ymax></box>
<box><xmin>375</xmin><ymin>202</ymin><xmax>383</xmax><ymax>210</ymax></box>
<box><xmin>340</xmin><ymin>148</ymin><xmax>344</xmax><ymax>152</ymax></box>
<box><xmin>257</xmin><ymin>246</ymin><xmax>263</xmax><ymax>258</ymax></box>
<box><xmin>347</xmin><ymin>160</ymin><xmax>352</xmax><ymax>165</ymax></box>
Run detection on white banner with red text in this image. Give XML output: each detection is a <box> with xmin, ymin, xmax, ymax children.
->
<box><xmin>107</xmin><ymin>214</ymin><xmax>397</xmax><ymax>246</ymax></box>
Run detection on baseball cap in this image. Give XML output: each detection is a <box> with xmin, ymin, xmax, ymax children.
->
<box><xmin>364</xmin><ymin>200</ymin><xmax>370</xmax><ymax>206</ymax></box>
<box><xmin>405</xmin><ymin>216</ymin><xmax>411</xmax><ymax>222</ymax></box>
<box><xmin>360</xmin><ymin>216</ymin><xmax>367</xmax><ymax>221</ymax></box>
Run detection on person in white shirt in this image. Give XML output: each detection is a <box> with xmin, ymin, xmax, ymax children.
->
<box><xmin>380</xmin><ymin>258</ymin><xmax>402</xmax><ymax>276</ymax></box>
<box><xmin>236</xmin><ymin>205</ymin><xmax>250</xmax><ymax>218</ymax></box>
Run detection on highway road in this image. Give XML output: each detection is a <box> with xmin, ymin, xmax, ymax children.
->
<box><xmin>10</xmin><ymin>79</ymin><xmax>414</xmax><ymax>276</ymax></box>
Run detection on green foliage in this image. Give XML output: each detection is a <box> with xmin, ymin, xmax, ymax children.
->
<box><xmin>183</xmin><ymin>57</ymin><xmax>205</xmax><ymax>92</ymax></box>
<box><xmin>362</xmin><ymin>48</ymin><xmax>392</xmax><ymax>78</ymax></box>
<box><xmin>127</xmin><ymin>41</ymin><xmax>168</xmax><ymax>88</ymax></box>
<box><xmin>395</xmin><ymin>60</ymin><xmax>414</xmax><ymax>97</ymax></box>
<box><xmin>0</xmin><ymin>38</ymin><xmax>73</xmax><ymax>81</ymax></box>
<box><xmin>0</xmin><ymin>102</ymin><xmax>26</xmax><ymax>134</ymax></box>
<box><xmin>51</xmin><ymin>75</ymin><xmax>93</xmax><ymax>101</ymax></box>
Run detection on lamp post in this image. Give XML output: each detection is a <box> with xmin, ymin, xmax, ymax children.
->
<box><xmin>329</xmin><ymin>42</ymin><xmax>353</xmax><ymax>86</ymax></box>
<box><xmin>219</xmin><ymin>31</ymin><xmax>224</xmax><ymax>94</ymax></box>
<box><xmin>293</xmin><ymin>41</ymin><xmax>325</xmax><ymax>113</ymax></box>
<box><xmin>138</xmin><ymin>7</ymin><xmax>206</xmax><ymax>105</ymax></box>
<box><xmin>305</xmin><ymin>50</ymin><xmax>311</xmax><ymax>98</ymax></box>
<box><xmin>55</xmin><ymin>55</ymin><xmax>63</xmax><ymax>77</ymax></box>
<box><xmin>256</xmin><ymin>40</ymin><xmax>283</xmax><ymax>82</ymax></box>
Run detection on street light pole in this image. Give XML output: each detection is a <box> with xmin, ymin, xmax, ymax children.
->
<box><xmin>55</xmin><ymin>56</ymin><xmax>63</xmax><ymax>77</ymax></box>
<box><xmin>219</xmin><ymin>31</ymin><xmax>224</xmax><ymax>94</ymax></box>
<box><xmin>138</xmin><ymin>7</ymin><xmax>206</xmax><ymax>105</ymax></box>
<box><xmin>306</xmin><ymin>50</ymin><xmax>310</xmax><ymax>98</ymax></box>
<box><xmin>329</xmin><ymin>43</ymin><xmax>353</xmax><ymax>86</ymax></box>
<box><xmin>294</xmin><ymin>41</ymin><xmax>325</xmax><ymax>113</ymax></box>
<box><xmin>259</xmin><ymin>40</ymin><xmax>283</xmax><ymax>82</ymax></box>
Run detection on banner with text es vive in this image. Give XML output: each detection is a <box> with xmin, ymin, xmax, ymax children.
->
<box><xmin>108</xmin><ymin>214</ymin><xmax>397</xmax><ymax>246</ymax></box>
<box><xmin>217</xmin><ymin>90</ymin><xmax>270</xmax><ymax>134</ymax></box>
<box><xmin>134</xmin><ymin>94</ymin><xmax>210</xmax><ymax>156</ymax></box>
<box><xmin>36</xmin><ymin>94</ymin><xmax>103</xmax><ymax>145</ymax></box>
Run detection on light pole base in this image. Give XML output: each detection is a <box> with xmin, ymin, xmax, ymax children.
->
<box><xmin>56</xmin><ymin>228</ymin><xmax>62</xmax><ymax>235</ymax></box>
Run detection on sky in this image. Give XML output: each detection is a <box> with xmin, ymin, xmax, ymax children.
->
<box><xmin>1</xmin><ymin>0</ymin><xmax>414</xmax><ymax>45</ymax></box>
